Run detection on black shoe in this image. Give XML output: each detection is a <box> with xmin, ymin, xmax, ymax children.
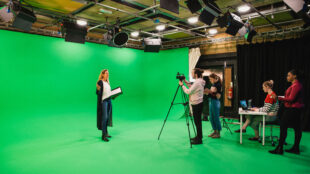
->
<box><xmin>102</xmin><ymin>135</ymin><xmax>109</xmax><ymax>142</ymax></box>
<box><xmin>106</xmin><ymin>135</ymin><xmax>112</xmax><ymax>138</ymax></box>
<box><xmin>191</xmin><ymin>138</ymin><xmax>202</xmax><ymax>145</ymax></box>
<box><xmin>269</xmin><ymin>146</ymin><xmax>283</xmax><ymax>155</ymax></box>
<box><xmin>285</xmin><ymin>147</ymin><xmax>300</xmax><ymax>154</ymax></box>
<box><xmin>190</xmin><ymin>136</ymin><xmax>197</xmax><ymax>140</ymax></box>
<box><xmin>235</xmin><ymin>129</ymin><xmax>246</xmax><ymax>133</ymax></box>
<box><xmin>248</xmin><ymin>137</ymin><xmax>259</xmax><ymax>141</ymax></box>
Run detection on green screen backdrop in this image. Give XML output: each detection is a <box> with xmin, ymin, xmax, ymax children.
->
<box><xmin>0</xmin><ymin>29</ymin><xmax>189</xmax><ymax>121</ymax></box>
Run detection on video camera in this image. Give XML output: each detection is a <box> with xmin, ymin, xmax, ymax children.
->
<box><xmin>176</xmin><ymin>72</ymin><xmax>185</xmax><ymax>81</ymax></box>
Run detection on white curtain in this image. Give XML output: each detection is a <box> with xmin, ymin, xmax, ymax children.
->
<box><xmin>188</xmin><ymin>47</ymin><xmax>201</xmax><ymax>82</ymax></box>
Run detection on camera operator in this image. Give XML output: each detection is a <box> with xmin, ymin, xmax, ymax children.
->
<box><xmin>179</xmin><ymin>68</ymin><xmax>205</xmax><ymax>144</ymax></box>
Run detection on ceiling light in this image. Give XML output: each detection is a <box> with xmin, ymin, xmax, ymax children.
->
<box><xmin>156</xmin><ymin>24</ymin><xmax>166</xmax><ymax>31</ymax></box>
<box><xmin>208</xmin><ymin>28</ymin><xmax>218</xmax><ymax>35</ymax></box>
<box><xmin>188</xmin><ymin>16</ymin><xmax>199</xmax><ymax>24</ymax></box>
<box><xmin>76</xmin><ymin>19</ymin><xmax>87</xmax><ymax>26</ymax></box>
<box><xmin>237</xmin><ymin>4</ymin><xmax>251</xmax><ymax>13</ymax></box>
<box><xmin>131</xmin><ymin>31</ymin><xmax>139</xmax><ymax>37</ymax></box>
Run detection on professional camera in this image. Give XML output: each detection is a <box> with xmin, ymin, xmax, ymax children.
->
<box><xmin>176</xmin><ymin>72</ymin><xmax>185</xmax><ymax>81</ymax></box>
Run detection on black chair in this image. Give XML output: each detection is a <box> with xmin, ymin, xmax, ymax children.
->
<box><xmin>259</xmin><ymin>117</ymin><xmax>280</xmax><ymax>146</ymax></box>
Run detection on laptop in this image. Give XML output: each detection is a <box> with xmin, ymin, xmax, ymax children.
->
<box><xmin>240</xmin><ymin>100</ymin><xmax>251</xmax><ymax>111</ymax></box>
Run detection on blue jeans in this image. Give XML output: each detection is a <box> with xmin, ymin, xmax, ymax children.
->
<box><xmin>209</xmin><ymin>98</ymin><xmax>222</xmax><ymax>131</ymax></box>
<box><xmin>102</xmin><ymin>98</ymin><xmax>112</xmax><ymax>135</ymax></box>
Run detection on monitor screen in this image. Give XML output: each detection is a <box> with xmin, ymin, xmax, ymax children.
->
<box><xmin>240</xmin><ymin>100</ymin><xmax>247</xmax><ymax>108</ymax></box>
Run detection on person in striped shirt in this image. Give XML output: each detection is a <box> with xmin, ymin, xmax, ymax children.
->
<box><xmin>247</xmin><ymin>80</ymin><xmax>279</xmax><ymax>141</ymax></box>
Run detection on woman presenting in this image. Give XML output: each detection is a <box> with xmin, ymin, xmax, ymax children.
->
<box><xmin>96</xmin><ymin>69</ymin><xmax>113</xmax><ymax>142</ymax></box>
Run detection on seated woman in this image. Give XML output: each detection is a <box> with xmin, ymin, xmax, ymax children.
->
<box><xmin>247</xmin><ymin>80</ymin><xmax>279</xmax><ymax>141</ymax></box>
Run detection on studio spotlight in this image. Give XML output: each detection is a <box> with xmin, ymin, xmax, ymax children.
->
<box><xmin>198</xmin><ymin>0</ymin><xmax>221</xmax><ymax>25</ymax></box>
<box><xmin>283</xmin><ymin>0</ymin><xmax>310</xmax><ymax>28</ymax></box>
<box><xmin>63</xmin><ymin>21</ymin><xmax>88</xmax><ymax>44</ymax></box>
<box><xmin>225</xmin><ymin>13</ymin><xmax>244</xmax><ymax>36</ymax></box>
<box><xmin>185</xmin><ymin>0</ymin><xmax>202</xmax><ymax>14</ymax></box>
<box><xmin>143</xmin><ymin>38</ymin><xmax>162</xmax><ymax>53</ymax></box>
<box><xmin>0</xmin><ymin>1</ymin><xmax>36</xmax><ymax>31</ymax></box>
<box><xmin>208</xmin><ymin>28</ymin><xmax>218</xmax><ymax>35</ymax></box>
<box><xmin>237</xmin><ymin>4</ymin><xmax>251</xmax><ymax>13</ymax></box>
<box><xmin>188</xmin><ymin>16</ymin><xmax>199</xmax><ymax>24</ymax></box>
<box><xmin>104</xmin><ymin>27</ymin><xmax>129</xmax><ymax>47</ymax></box>
<box><xmin>160</xmin><ymin>0</ymin><xmax>179</xmax><ymax>14</ymax></box>
<box><xmin>76</xmin><ymin>19</ymin><xmax>87</xmax><ymax>26</ymax></box>
<box><xmin>156</xmin><ymin>24</ymin><xmax>166</xmax><ymax>31</ymax></box>
<box><xmin>131</xmin><ymin>31</ymin><xmax>139</xmax><ymax>37</ymax></box>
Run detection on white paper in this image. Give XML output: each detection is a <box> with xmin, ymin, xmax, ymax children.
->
<box><xmin>111</xmin><ymin>87</ymin><xmax>122</xmax><ymax>96</ymax></box>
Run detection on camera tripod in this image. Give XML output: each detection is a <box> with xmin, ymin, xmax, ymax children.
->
<box><xmin>158</xmin><ymin>84</ymin><xmax>196</xmax><ymax>148</ymax></box>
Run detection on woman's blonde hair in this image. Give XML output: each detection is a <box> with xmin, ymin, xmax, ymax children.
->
<box><xmin>263</xmin><ymin>80</ymin><xmax>274</xmax><ymax>89</ymax></box>
<box><xmin>97</xmin><ymin>69</ymin><xmax>109</xmax><ymax>83</ymax></box>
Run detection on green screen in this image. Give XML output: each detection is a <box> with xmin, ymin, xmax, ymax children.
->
<box><xmin>0</xmin><ymin>29</ymin><xmax>188</xmax><ymax>120</ymax></box>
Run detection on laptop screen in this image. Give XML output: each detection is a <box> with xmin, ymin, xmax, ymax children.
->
<box><xmin>240</xmin><ymin>100</ymin><xmax>247</xmax><ymax>108</ymax></box>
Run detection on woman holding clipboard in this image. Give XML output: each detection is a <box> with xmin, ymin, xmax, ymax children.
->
<box><xmin>96</xmin><ymin>69</ymin><xmax>113</xmax><ymax>142</ymax></box>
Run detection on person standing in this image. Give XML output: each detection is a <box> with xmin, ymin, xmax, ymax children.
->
<box><xmin>96</xmin><ymin>69</ymin><xmax>113</xmax><ymax>142</ymax></box>
<box><xmin>269</xmin><ymin>69</ymin><xmax>304</xmax><ymax>155</ymax></box>
<box><xmin>205</xmin><ymin>73</ymin><xmax>222</xmax><ymax>138</ymax></box>
<box><xmin>180</xmin><ymin>68</ymin><xmax>205</xmax><ymax>145</ymax></box>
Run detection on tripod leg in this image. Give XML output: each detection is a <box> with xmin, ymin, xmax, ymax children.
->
<box><xmin>158</xmin><ymin>85</ymin><xmax>180</xmax><ymax>140</ymax></box>
<box><xmin>184</xmin><ymin>111</ymin><xmax>192</xmax><ymax>148</ymax></box>
<box><xmin>182</xmin><ymin>90</ymin><xmax>196</xmax><ymax>136</ymax></box>
<box><xmin>181</xmin><ymin>89</ymin><xmax>193</xmax><ymax>148</ymax></box>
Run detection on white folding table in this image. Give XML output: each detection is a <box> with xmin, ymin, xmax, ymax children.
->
<box><xmin>239</xmin><ymin>109</ymin><xmax>268</xmax><ymax>146</ymax></box>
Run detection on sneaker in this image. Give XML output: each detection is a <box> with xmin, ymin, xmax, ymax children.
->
<box><xmin>208</xmin><ymin>132</ymin><xmax>216</xmax><ymax>137</ymax></box>
<box><xmin>211</xmin><ymin>133</ymin><xmax>220</xmax><ymax>138</ymax></box>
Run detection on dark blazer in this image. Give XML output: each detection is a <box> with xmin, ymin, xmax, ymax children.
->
<box><xmin>96</xmin><ymin>80</ymin><xmax>113</xmax><ymax>130</ymax></box>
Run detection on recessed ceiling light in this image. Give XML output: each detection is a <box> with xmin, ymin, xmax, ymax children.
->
<box><xmin>188</xmin><ymin>16</ymin><xmax>198</xmax><ymax>24</ymax></box>
<box><xmin>237</xmin><ymin>4</ymin><xmax>251</xmax><ymax>13</ymax></box>
<box><xmin>156</xmin><ymin>24</ymin><xmax>166</xmax><ymax>31</ymax></box>
<box><xmin>76</xmin><ymin>19</ymin><xmax>87</xmax><ymax>26</ymax></box>
<box><xmin>209</xmin><ymin>28</ymin><xmax>218</xmax><ymax>35</ymax></box>
<box><xmin>131</xmin><ymin>31</ymin><xmax>139</xmax><ymax>37</ymax></box>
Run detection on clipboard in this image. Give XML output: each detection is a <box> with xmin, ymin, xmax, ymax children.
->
<box><xmin>110</xmin><ymin>86</ymin><xmax>123</xmax><ymax>100</ymax></box>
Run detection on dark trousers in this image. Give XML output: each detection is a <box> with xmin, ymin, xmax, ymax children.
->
<box><xmin>192</xmin><ymin>102</ymin><xmax>203</xmax><ymax>140</ymax></box>
<box><xmin>278</xmin><ymin>107</ymin><xmax>302</xmax><ymax>149</ymax></box>
<box><xmin>102</xmin><ymin>99</ymin><xmax>112</xmax><ymax>136</ymax></box>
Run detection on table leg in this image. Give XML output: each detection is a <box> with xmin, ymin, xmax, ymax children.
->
<box><xmin>263</xmin><ymin>115</ymin><xmax>265</xmax><ymax>146</ymax></box>
<box><xmin>240</xmin><ymin>114</ymin><xmax>243</xmax><ymax>144</ymax></box>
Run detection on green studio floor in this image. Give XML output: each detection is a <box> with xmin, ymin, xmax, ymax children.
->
<box><xmin>1</xmin><ymin>108</ymin><xmax>310</xmax><ymax>174</ymax></box>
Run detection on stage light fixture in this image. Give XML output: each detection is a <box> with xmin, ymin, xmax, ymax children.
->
<box><xmin>63</xmin><ymin>21</ymin><xmax>88</xmax><ymax>44</ymax></box>
<box><xmin>156</xmin><ymin>24</ymin><xmax>166</xmax><ymax>31</ymax></box>
<box><xmin>0</xmin><ymin>2</ymin><xmax>36</xmax><ymax>31</ymax></box>
<box><xmin>143</xmin><ymin>38</ymin><xmax>162</xmax><ymax>53</ymax></box>
<box><xmin>131</xmin><ymin>31</ymin><xmax>139</xmax><ymax>37</ymax></box>
<box><xmin>188</xmin><ymin>16</ymin><xmax>199</xmax><ymax>24</ymax></box>
<box><xmin>208</xmin><ymin>28</ymin><xmax>218</xmax><ymax>35</ymax></box>
<box><xmin>225</xmin><ymin>13</ymin><xmax>244</xmax><ymax>36</ymax></box>
<box><xmin>160</xmin><ymin>0</ymin><xmax>179</xmax><ymax>14</ymax></box>
<box><xmin>198</xmin><ymin>0</ymin><xmax>221</xmax><ymax>25</ymax></box>
<box><xmin>76</xmin><ymin>19</ymin><xmax>87</xmax><ymax>26</ymax></box>
<box><xmin>237</xmin><ymin>4</ymin><xmax>251</xmax><ymax>13</ymax></box>
<box><xmin>185</xmin><ymin>0</ymin><xmax>203</xmax><ymax>14</ymax></box>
